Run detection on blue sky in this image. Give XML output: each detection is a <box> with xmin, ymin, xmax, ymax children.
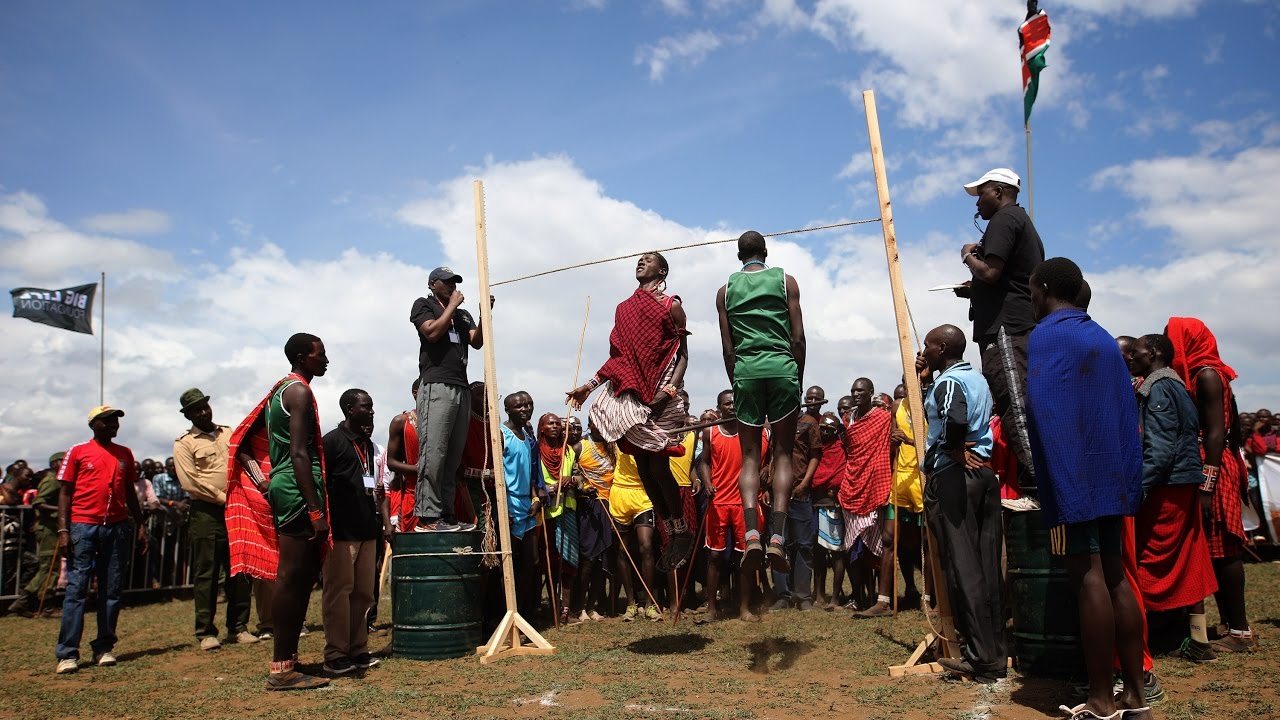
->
<box><xmin>2</xmin><ymin>0</ymin><xmax>1277</xmax><ymax>461</ymax></box>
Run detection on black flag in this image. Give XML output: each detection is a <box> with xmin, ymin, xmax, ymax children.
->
<box><xmin>10</xmin><ymin>283</ymin><xmax>97</xmax><ymax>334</ymax></box>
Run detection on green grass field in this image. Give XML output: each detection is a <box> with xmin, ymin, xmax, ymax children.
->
<box><xmin>2</xmin><ymin>562</ymin><xmax>1278</xmax><ymax>720</ymax></box>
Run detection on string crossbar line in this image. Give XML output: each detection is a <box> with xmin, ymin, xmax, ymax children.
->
<box><xmin>391</xmin><ymin>549</ymin><xmax>507</xmax><ymax>559</ymax></box>
<box><xmin>492</xmin><ymin>218</ymin><xmax>882</xmax><ymax>287</ymax></box>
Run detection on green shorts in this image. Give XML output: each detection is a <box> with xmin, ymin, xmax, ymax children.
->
<box><xmin>733</xmin><ymin>376</ymin><xmax>801</xmax><ymax>427</ymax></box>
<box><xmin>1048</xmin><ymin>516</ymin><xmax>1123</xmax><ymax>557</ymax></box>
<box><xmin>884</xmin><ymin>505</ymin><xmax>924</xmax><ymax>526</ymax></box>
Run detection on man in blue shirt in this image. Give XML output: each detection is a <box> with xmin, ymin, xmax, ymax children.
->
<box><xmin>916</xmin><ymin>324</ymin><xmax>1005</xmax><ymax>683</ymax></box>
<box><xmin>1026</xmin><ymin>257</ymin><xmax>1147</xmax><ymax>720</ymax></box>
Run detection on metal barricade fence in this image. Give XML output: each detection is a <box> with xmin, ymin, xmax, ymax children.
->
<box><xmin>0</xmin><ymin>504</ymin><xmax>194</xmax><ymax>604</ymax></box>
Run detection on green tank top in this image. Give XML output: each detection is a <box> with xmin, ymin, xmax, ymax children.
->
<box><xmin>263</xmin><ymin>379</ymin><xmax>322</xmax><ymax>507</ymax></box>
<box><xmin>725</xmin><ymin>265</ymin><xmax>797</xmax><ymax>380</ymax></box>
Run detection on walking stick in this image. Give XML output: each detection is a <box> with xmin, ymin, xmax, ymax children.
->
<box><xmin>671</xmin><ymin>513</ymin><xmax>707</xmax><ymax>626</ymax></box>
<box><xmin>539</xmin><ymin>505</ymin><xmax>560</xmax><ymax>629</ymax></box>
<box><xmin>35</xmin><ymin>549</ymin><xmax>60</xmax><ymax>614</ymax></box>
<box><xmin>552</xmin><ymin>297</ymin><xmax>591</xmax><ymax>619</ymax></box>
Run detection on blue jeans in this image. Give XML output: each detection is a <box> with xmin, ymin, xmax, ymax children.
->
<box><xmin>771</xmin><ymin>498</ymin><xmax>816</xmax><ymax>604</ymax></box>
<box><xmin>56</xmin><ymin>522</ymin><xmax>130</xmax><ymax>660</ymax></box>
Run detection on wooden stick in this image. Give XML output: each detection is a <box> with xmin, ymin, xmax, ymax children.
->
<box><xmin>539</xmin><ymin>507</ymin><xmax>560</xmax><ymax>629</ymax></box>
<box><xmin>671</xmin><ymin>512</ymin><xmax>707</xmax><ymax>626</ymax></box>
<box><xmin>553</xmin><ymin>297</ymin><xmax>591</xmax><ymax>515</ymax></box>
<box><xmin>379</xmin><ymin>540</ymin><xmax>392</xmax><ymax>592</ymax></box>
<box><xmin>472</xmin><ymin>180</ymin><xmax>554</xmax><ymax>661</ymax></box>
<box><xmin>35</xmin><ymin>549</ymin><xmax>60</xmax><ymax>613</ymax></box>
<box><xmin>594</xmin><ymin>495</ymin><xmax>662</xmax><ymax>616</ymax></box>
<box><xmin>863</xmin><ymin>90</ymin><xmax>958</xmax><ymax>659</ymax></box>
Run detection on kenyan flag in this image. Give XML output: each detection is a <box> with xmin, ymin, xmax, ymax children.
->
<box><xmin>1018</xmin><ymin>8</ymin><xmax>1051</xmax><ymax>124</ymax></box>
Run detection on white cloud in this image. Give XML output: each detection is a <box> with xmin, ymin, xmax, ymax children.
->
<box><xmin>659</xmin><ymin>0</ymin><xmax>692</xmax><ymax>16</ymax></box>
<box><xmin>1056</xmin><ymin>0</ymin><xmax>1202</xmax><ymax>18</ymax></box>
<box><xmin>81</xmin><ymin>208</ymin><xmax>172</xmax><ymax>236</ymax></box>
<box><xmin>635</xmin><ymin>30</ymin><xmax>724</xmax><ymax>82</ymax></box>
<box><xmin>1203</xmin><ymin>33</ymin><xmax>1224</xmax><ymax>64</ymax></box>
<box><xmin>0</xmin><ymin>192</ymin><xmax>174</xmax><ymax>281</ymax></box>
<box><xmin>1091</xmin><ymin>144</ymin><xmax>1280</xmax><ymax>252</ymax></box>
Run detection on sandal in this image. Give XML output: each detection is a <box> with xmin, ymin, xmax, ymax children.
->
<box><xmin>657</xmin><ymin>524</ymin><xmax>694</xmax><ymax>572</ymax></box>
<box><xmin>1057</xmin><ymin>705</ymin><xmax>1124</xmax><ymax>720</ymax></box>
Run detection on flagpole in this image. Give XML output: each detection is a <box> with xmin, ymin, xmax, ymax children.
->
<box><xmin>100</xmin><ymin>271</ymin><xmax>105</xmax><ymax>405</ymax></box>
<box><xmin>1025</xmin><ymin>121</ymin><xmax>1034</xmax><ymax>222</ymax></box>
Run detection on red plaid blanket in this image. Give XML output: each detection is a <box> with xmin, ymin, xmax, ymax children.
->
<box><xmin>839</xmin><ymin>406</ymin><xmax>893</xmax><ymax>516</ymax></box>
<box><xmin>597</xmin><ymin>288</ymin><xmax>685</xmax><ymax>404</ymax></box>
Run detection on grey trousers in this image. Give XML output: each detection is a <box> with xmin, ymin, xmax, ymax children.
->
<box><xmin>414</xmin><ymin>381</ymin><xmax>471</xmax><ymax>521</ymax></box>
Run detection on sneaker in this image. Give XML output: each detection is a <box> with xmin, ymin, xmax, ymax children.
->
<box><xmin>938</xmin><ymin>657</ymin><xmax>1005</xmax><ymax>684</ymax></box>
<box><xmin>588</xmin><ymin>610</ymin><xmax>604</xmax><ymax>622</ymax></box>
<box><xmin>323</xmin><ymin>657</ymin><xmax>356</xmax><ymax>675</ymax></box>
<box><xmin>769</xmin><ymin>598</ymin><xmax>791</xmax><ymax>612</ymax></box>
<box><xmin>350</xmin><ymin>653</ymin><xmax>380</xmax><ymax>669</ymax></box>
<box><xmin>233</xmin><ymin>631</ymin><xmax>260</xmax><ymax>644</ymax></box>
<box><xmin>645</xmin><ymin>605</ymin><xmax>663</xmax><ymax>622</ymax></box>
<box><xmin>55</xmin><ymin>658</ymin><xmax>78</xmax><ymax>675</ymax></box>
<box><xmin>200</xmin><ymin>636</ymin><xmax>222</xmax><ymax>651</ymax></box>
<box><xmin>257</xmin><ymin>630</ymin><xmax>273</xmax><ymax>640</ymax></box>
<box><xmin>1179</xmin><ymin>637</ymin><xmax>1217</xmax><ymax>663</ymax></box>
<box><xmin>1143</xmin><ymin>672</ymin><xmax>1166</xmax><ymax>706</ymax></box>
<box><xmin>265</xmin><ymin>670</ymin><xmax>330</xmax><ymax>691</ymax></box>
<box><xmin>456</xmin><ymin>521</ymin><xmax>477</xmax><ymax>532</ymax></box>
<box><xmin>798</xmin><ymin>600</ymin><xmax>815</xmax><ymax>612</ymax></box>
<box><xmin>298</xmin><ymin>625</ymin><xmax>310</xmax><ymax>637</ymax></box>
<box><xmin>622</xmin><ymin>604</ymin><xmax>639</xmax><ymax>622</ymax></box>
<box><xmin>415</xmin><ymin>520</ymin><xmax>461</xmax><ymax>533</ymax></box>
<box><xmin>93</xmin><ymin>651</ymin><xmax>117</xmax><ymax>667</ymax></box>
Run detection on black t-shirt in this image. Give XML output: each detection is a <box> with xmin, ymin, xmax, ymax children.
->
<box><xmin>321</xmin><ymin>424</ymin><xmax>382</xmax><ymax>542</ymax></box>
<box><xmin>970</xmin><ymin>204</ymin><xmax>1044</xmax><ymax>342</ymax></box>
<box><xmin>409</xmin><ymin>296</ymin><xmax>474</xmax><ymax>387</ymax></box>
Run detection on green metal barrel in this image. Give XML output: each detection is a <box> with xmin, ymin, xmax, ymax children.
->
<box><xmin>391</xmin><ymin>530</ymin><xmax>485</xmax><ymax>660</ymax></box>
<box><xmin>1004</xmin><ymin>508</ymin><xmax>1084</xmax><ymax>677</ymax></box>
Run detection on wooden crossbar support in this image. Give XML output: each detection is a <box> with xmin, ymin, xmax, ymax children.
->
<box><xmin>472</xmin><ymin>180</ymin><xmax>556</xmax><ymax>663</ymax></box>
<box><xmin>863</xmin><ymin>90</ymin><xmax>960</xmax><ymax>671</ymax></box>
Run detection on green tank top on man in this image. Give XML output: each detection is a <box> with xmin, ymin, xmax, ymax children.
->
<box><xmin>725</xmin><ymin>265</ymin><xmax>797</xmax><ymax>380</ymax></box>
<box><xmin>264</xmin><ymin>379</ymin><xmax>324</xmax><ymax>525</ymax></box>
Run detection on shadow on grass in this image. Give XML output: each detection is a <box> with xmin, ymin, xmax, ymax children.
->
<box><xmin>1007</xmin><ymin>675</ymin><xmax>1079</xmax><ymax>716</ymax></box>
<box><xmin>627</xmin><ymin>633</ymin><xmax>711</xmax><ymax>655</ymax></box>
<box><xmin>746</xmin><ymin>637</ymin><xmax>814</xmax><ymax>674</ymax></box>
<box><xmin>873</xmin><ymin>627</ymin><xmax>923</xmax><ymax>654</ymax></box>
<box><xmin>114</xmin><ymin>642</ymin><xmax>190</xmax><ymax>662</ymax></box>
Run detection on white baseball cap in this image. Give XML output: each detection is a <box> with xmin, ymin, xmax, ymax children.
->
<box><xmin>963</xmin><ymin>168</ymin><xmax>1021</xmax><ymax>196</ymax></box>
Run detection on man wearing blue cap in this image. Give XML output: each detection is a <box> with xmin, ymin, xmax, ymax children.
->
<box><xmin>408</xmin><ymin>266</ymin><xmax>490</xmax><ymax>532</ymax></box>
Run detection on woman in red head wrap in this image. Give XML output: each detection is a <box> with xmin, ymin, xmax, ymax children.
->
<box><xmin>1166</xmin><ymin>317</ymin><xmax>1255</xmax><ymax>654</ymax></box>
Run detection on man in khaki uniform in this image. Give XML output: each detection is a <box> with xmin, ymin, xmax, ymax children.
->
<box><xmin>173</xmin><ymin>388</ymin><xmax>257</xmax><ymax>650</ymax></box>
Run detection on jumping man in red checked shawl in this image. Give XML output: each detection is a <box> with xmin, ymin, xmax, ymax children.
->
<box><xmin>1167</xmin><ymin>317</ymin><xmax>1257</xmax><ymax>654</ymax></box>
<box><xmin>227</xmin><ymin>333</ymin><xmax>331</xmax><ymax>691</ymax></box>
<box><xmin>567</xmin><ymin>252</ymin><xmax>694</xmax><ymax>572</ymax></box>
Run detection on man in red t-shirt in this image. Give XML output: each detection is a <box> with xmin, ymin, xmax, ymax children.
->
<box><xmin>54</xmin><ymin>406</ymin><xmax>149</xmax><ymax>675</ymax></box>
<box><xmin>696</xmin><ymin>390</ymin><xmax>767</xmax><ymax>622</ymax></box>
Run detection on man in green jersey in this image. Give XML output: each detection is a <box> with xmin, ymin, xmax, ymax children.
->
<box><xmin>715</xmin><ymin>230</ymin><xmax>807</xmax><ymax>573</ymax></box>
<box><xmin>263</xmin><ymin>332</ymin><xmax>330</xmax><ymax>691</ymax></box>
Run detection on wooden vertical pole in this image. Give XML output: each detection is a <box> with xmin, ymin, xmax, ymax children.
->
<box><xmin>863</xmin><ymin>90</ymin><xmax>958</xmax><ymax>661</ymax></box>
<box><xmin>473</xmin><ymin>180</ymin><xmax>555</xmax><ymax>663</ymax></box>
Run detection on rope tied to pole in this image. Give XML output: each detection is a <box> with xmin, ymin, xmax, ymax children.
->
<box><xmin>492</xmin><ymin>218</ymin><xmax>882</xmax><ymax>287</ymax></box>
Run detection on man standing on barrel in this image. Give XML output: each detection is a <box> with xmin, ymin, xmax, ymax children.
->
<box><xmin>956</xmin><ymin>169</ymin><xmax>1044</xmax><ymax>488</ymax></box>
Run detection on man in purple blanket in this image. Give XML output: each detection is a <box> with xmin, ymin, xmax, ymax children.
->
<box><xmin>1025</xmin><ymin>257</ymin><xmax>1150</xmax><ymax>720</ymax></box>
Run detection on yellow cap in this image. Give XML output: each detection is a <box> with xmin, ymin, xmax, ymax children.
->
<box><xmin>87</xmin><ymin>405</ymin><xmax>125</xmax><ymax>424</ymax></box>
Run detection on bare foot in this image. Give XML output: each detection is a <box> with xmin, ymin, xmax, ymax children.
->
<box><xmin>739</xmin><ymin>611</ymin><xmax>760</xmax><ymax>623</ymax></box>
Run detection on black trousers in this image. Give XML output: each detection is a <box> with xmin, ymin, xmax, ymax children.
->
<box><xmin>925</xmin><ymin>463</ymin><xmax>1006</xmax><ymax>673</ymax></box>
<box><xmin>979</xmin><ymin>330</ymin><xmax>1034</xmax><ymax>488</ymax></box>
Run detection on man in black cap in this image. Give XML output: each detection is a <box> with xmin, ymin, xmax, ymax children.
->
<box><xmin>7</xmin><ymin>451</ymin><xmax>65</xmax><ymax>617</ymax></box>
<box><xmin>408</xmin><ymin>266</ymin><xmax>489</xmax><ymax>532</ymax></box>
<box><xmin>173</xmin><ymin>388</ymin><xmax>256</xmax><ymax>651</ymax></box>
